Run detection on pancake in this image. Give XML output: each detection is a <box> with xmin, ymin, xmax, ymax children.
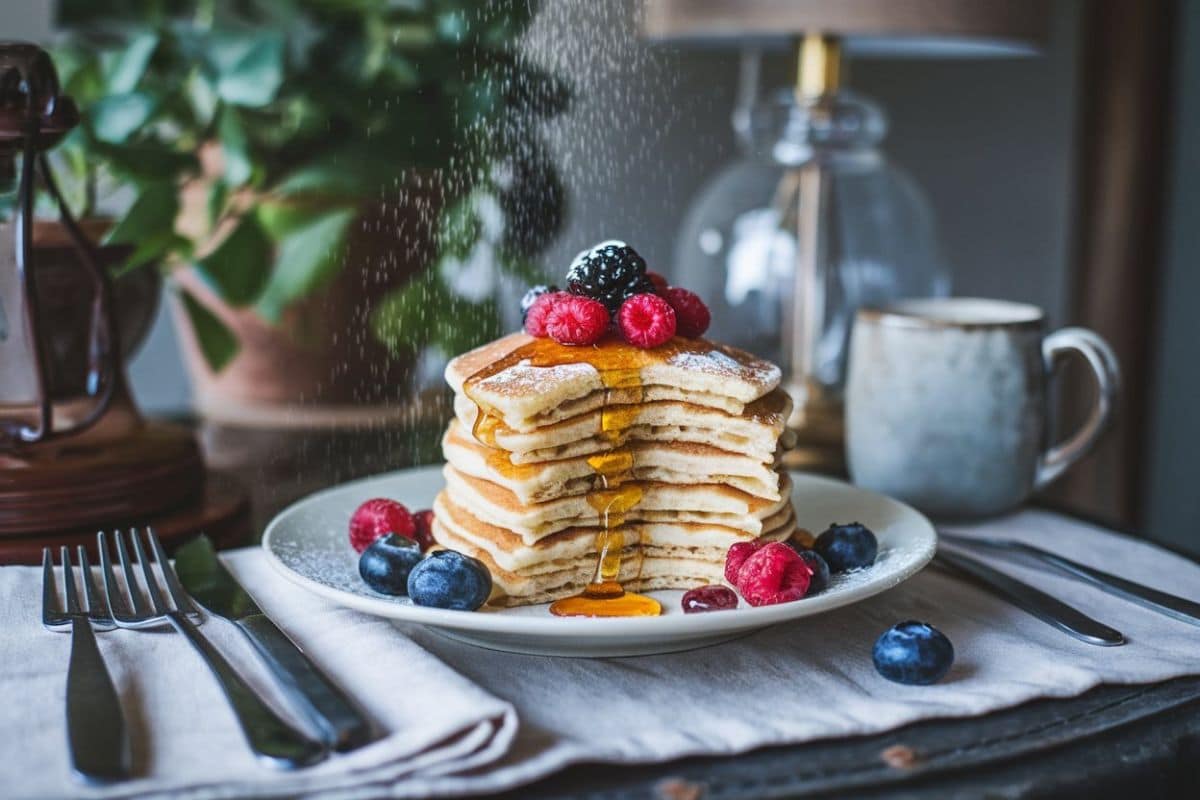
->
<box><xmin>443</xmin><ymin>465</ymin><xmax>791</xmax><ymax>542</ymax></box>
<box><xmin>452</xmin><ymin>388</ymin><xmax>790</xmax><ymax>461</ymax></box>
<box><xmin>445</xmin><ymin>332</ymin><xmax>781</xmax><ymax>430</ymax></box>
<box><xmin>433</xmin><ymin>489</ymin><xmax>795</xmax><ymax>573</ymax></box>
<box><xmin>442</xmin><ymin>421</ymin><xmax>783</xmax><ymax>504</ymax></box>
<box><xmin>435</xmin><ymin>517</ymin><xmax>796</xmax><ymax>607</ymax></box>
<box><xmin>440</xmin><ymin>328</ymin><xmax>793</xmax><ymax>609</ymax></box>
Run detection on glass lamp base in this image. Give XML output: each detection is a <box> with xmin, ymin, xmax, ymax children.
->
<box><xmin>782</xmin><ymin>380</ymin><xmax>846</xmax><ymax>476</ymax></box>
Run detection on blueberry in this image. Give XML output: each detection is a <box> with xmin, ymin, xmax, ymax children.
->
<box><xmin>407</xmin><ymin>550</ymin><xmax>492</xmax><ymax>611</ymax></box>
<box><xmin>873</xmin><ymin>621</ymin><xmax>954</xmax><ymax>685</ymax></box>
<box><xmin>814</xmin><ymin>522</ymin><xmax>878</xmax><ymax>572</ymax></box>
<box><xmin>359</xmin><ymin>533</ymin><xmax>423</xmax><ymax>596</ymax></box>
<box><xmin>794</xmin><ymin>549</ymin><xmax>831</xmax><ymax>594</ymax></box>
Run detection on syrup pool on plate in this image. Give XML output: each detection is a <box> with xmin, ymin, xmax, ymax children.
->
<box><xmin>462</xmin><ymin>336</ymin><xmax>719</xmax><ymax>617</ymax></box>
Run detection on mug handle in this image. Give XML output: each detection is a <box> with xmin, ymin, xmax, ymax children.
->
<box><xmin>1034</xmin><ymin>327</ymin><xmax>1121</xmax><ymax>490</ymax></box>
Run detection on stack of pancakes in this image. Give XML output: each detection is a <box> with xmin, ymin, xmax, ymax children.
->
<box><xmin>431</xmin><ymin>332</ymin><xmax>797</xmax><ymax>607</ymax></box>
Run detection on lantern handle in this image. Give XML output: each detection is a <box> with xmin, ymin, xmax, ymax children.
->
<box><xmin>37</xmin><ymin>154</ymin><xmax>121</xmax><ymax>437</ymax></box>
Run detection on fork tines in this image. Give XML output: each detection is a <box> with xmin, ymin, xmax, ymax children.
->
<box><xmin>41</xmin><ymin>545</ymin><xmax>114</xmax><ymax>631</ymax></box>
<box><xmin>97</xmin><ymin>528</ymin><xmax>203</xmax><ymax>628</ymax></box>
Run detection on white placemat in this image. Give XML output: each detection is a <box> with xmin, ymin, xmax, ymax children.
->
<box><xmin>3</xmin><ymin>509</ymin><xmax>1198</xmax><ymax>799</ymax></box>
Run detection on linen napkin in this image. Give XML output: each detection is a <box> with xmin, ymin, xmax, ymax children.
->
<box><xmin>3</xmin><ymin>508</ymin><xmax>1199</xmax><ymax>799</ymax></box>
<box><xmin>400</xmin><ymin>509</ymin><xmax>1200</xmax><ymax>794</ymax></box>
<box><xmin>0</xmin><ymin>553</ymin><xmax>517</xmax><ymax>800</ymax></box>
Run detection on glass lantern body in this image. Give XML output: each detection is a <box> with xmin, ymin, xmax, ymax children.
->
<box><xmin>674</xmin><ymin>88</ymin><xmax>949</xmax><ymax>395</ymax></box>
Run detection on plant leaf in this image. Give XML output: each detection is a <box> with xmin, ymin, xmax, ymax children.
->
<box><xmin>196</xmin><ymin>213</ymin><xmax>272</xmax><ymax>306</ymax></box>
<box><xmin>255</xmin><ymin>199</ymin><xmax>318</xmax><ymax>238</ymax></box>
<box><xmin>91</xmin><ymin>141</ymin><xmax>198</xmax><ymax>183</ymax></box>
<box><xmin>433</xmin><ymin>296</ymin><xmax>500</xmax><ymax>355</ymax></box>
<box><xmin>89</xmin><ymin>92</ymin><xmax>157</xmax><ymax>143</ymax></box>
<box><xmin>104</xmin><ymin>183</ymin><xmax>181</xmax><ymax>273</ymax></box>
<box><xmin>178</xmin><ymin>288</ymin><xmax>238</xmax><ymax>372</ymax></box>
<box><xmin>255</xmin><ymin>207</ymin><xmax>356</xmax><ymax>321</ymax></box>
<box><xmin>210</xmin><ymin>32</ymin><xmax>285</xmax><ymax>108</ymax></box>
<box><xmin>371</xmin><ymin>266</ymin><xmax>501</xmax><ymax>357</ymax></box>
<box><xmin>185</xmin><ymin>70</ymin><xmax>219</xmax><ymax>127</ymax></box>
<box><xmin>116</xmin><ymin>231</ymin><xmax>192</xmax><ymax>276</ymax></box>
<box><xmin>105</xmin><ymin>181</ymin><xmax>179</xmax><ymax>250</ymax></box>
<box><xmin>206</xmin><ymin>180</ymin><xmax>229</xmax><ymax>228</ymax></box>
<box><xmin>217</xmin><ymin>106</ymin><xmax>253</xmax><ymax>186</ymax></box>
<box><xmin>273</xmin><ymin>146</ymin><xmax>407</xmax><ymax>198</ymax></box>
<box><xmin>106</xmin><ymin>32</ymin><xmax>158</xmax><ymax>93</ymax></box>
<box><xmin>370</xmin><ymin>270</ymin><xmax>440</xmax><ymax>354</ymax></box>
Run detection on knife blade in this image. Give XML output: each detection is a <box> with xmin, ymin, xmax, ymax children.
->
<box><xmin>940</xmin><ymin>531</ymin><xmax>1200</xmax><ymax>627</ymax></box>
<box><xmin>175</xmin><ymin>535</ymin><xmax>372</xmax><ymax>751</ymax></box>
<box><xmin>934</xmin><ymin>547</ymin><xmax>1125</xmax><ymax>647</ymax></box>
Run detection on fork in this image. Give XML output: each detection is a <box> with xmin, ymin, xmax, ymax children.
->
<box><xmin>41</xmin><ymin>546</ymin><xmax>131</xmax><ymax>784</ymax></box>
<box><xmin>98</xmin><ymin>528</ymin><xmax>326</xmax><ymax>769</ymax></box>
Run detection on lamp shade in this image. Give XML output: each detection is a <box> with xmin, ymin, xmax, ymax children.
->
<box><xmin>643</xmin><ymin>0</ymin><xmax>1047</xmax><ymax>57</ymax></box>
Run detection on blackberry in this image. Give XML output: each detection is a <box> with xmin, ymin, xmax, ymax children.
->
<box><xmin>565</xmin><ymin>241</ymin><xmax>656</xmax><ymax>316</ymax></box>
<box><xmin>520</xmin><ymin>284</ymin><xmax>557</xmax><ymax>321</ymax></box>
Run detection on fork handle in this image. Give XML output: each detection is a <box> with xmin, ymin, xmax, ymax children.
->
<box><xmin>66</xmin><ymin>617</ymin><xmax>130</xmax><ymax>783</ymax></box>
<box><xmin>165</xmin><ymin>611</ymin><xmax>326</xmax><ymax>769</ymax></box>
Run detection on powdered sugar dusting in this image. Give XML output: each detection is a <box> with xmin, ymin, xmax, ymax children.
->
<box><xmin>472</xmin><ymin>343</ymin><xmax>781</xmax><ymax>401</ymax></box>
<box><xmin>476</xmin><ymin>360</ymin><xmax>596</xmax><ymax>397</ymax></box>
<box><xmin>667</xmin><ymin>347</ymin><xmax>781</xmax><ymax>388</ymax></box>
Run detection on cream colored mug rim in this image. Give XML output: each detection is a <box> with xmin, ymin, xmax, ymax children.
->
<box><xmin>857</xmin><ymin>298</ymin><xmax>1045</xmax><ymax>330</ymax></box>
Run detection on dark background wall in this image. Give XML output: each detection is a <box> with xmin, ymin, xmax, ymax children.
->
<box><xmin>532</xmin><ymin>0</ymin><xmax>1081</xmax><ymax>326</ymax></box>
<box><xmin>1147</xmin><ymin>0</ymin><xmax>1200</xmax><ymax>555</ymax></box>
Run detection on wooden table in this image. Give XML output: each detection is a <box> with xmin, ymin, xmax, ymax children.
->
<box><xmin>500</xmin><ymin>676</ymin><xmax>1200</xmax><ymax>798</ymax></box>
<box><xmin>202</xmin><ymin>418</ymin><xmax>1200</xmax><ymax>800</ymax></box>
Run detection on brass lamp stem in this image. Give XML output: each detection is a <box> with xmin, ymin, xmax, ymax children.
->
<box><xmin>781</xmin><ymin>33</ymin><xmax>847</xmax><ymax>474</ymax></box>
<box><xmin>796</xmin><ymin>33</ymin><xmax>842</xmax><ymax>99</ymax></box>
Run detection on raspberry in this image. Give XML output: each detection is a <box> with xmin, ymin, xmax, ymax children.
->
<box><xmin>682</xmin><ymin>585</ymin><xmax>738</xmax><ymax>613</ymax></box>
<box><xmin>664</xmin><ymin>287</ymin><xmax>711</xmax><ymax>338</ymax></box>
<box><xmin>524</xmin><ymin>291</ymin><xmax>567</xmax><ymax>338</ymax></box>
<box><xmin>646</xmin><ymin>271</ymin><xmax>669</xmax><ymax>294</ymax></box>
<box><xmin>724</xmin><ymin>540</ymin><xmax>765</xmax><ymax>585</ymax></box>
<box><xmin>617</xmin><ymin>293</ymin><xmax>676</xmax><ymax>348</ymax></box>
<box><xmin>412</xmin><ymin>509</ymin><xmax>436</xmax><ymax>551</ymax></box>
<box><xmin>544</xmin><ymin>295</ymin><xmax>609</xmax><ymax>346</ymax></box>
<box><xmin>520</xmin><ymin>284</ymin><xmax>557</xmax><ymax>321</ymax></box>
<box><xmin>735</xmin><ymin>542</ymin><xmax>813</xmax><ymax>606</ymax></box>
<box><xmin>349</xmin><ymin>498</ymin><xmax>415</xmax><ymax>553</ymax></box>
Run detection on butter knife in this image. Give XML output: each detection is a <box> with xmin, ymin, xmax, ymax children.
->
<box><xmin>940</xmin><ymin>531</ymin><xmax>1200</xmax><ymax>628</ymax></box>
<box><xmin>934</xmin><ymin>547</ymin><xmax>1125</xmax><ymax>646</ymax></box>
<box><xmin>175</xmin><ymin>536</ymin><xmax>372</xmax><ymax>751</ymax></box>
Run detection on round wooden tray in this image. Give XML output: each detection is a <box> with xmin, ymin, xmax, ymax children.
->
<box><xmin>0</xmin><ymin>471</ymin><xmax>250</xmax><ymax>565</ymax></box>
<box><xmin>0</xmin><ymin>421</ymin><xmax>206</xmax><ymax>537</ymax></box>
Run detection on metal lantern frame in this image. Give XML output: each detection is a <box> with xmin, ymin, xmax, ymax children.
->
<box><xmin>0</xmin><ymin>42</ymin><xmax>121</xmax><ymax>447</ymax></box>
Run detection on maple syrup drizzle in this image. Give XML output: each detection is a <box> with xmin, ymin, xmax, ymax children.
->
<box><xmin>462</xmin><ymin>337</ymin><xmax>717</xmax><ymax>617</ymax></box>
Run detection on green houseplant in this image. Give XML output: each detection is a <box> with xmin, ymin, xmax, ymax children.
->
<box><xmin>50</xmin><ymin>0</ymin><xmax>567</xmax><ymax>413</ymax></box>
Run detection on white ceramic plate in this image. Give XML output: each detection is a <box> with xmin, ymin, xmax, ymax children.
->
<box><xmin>262</xmin><ymin>466</ymin><xmax>936</xmax><ymax>657</ymax></box>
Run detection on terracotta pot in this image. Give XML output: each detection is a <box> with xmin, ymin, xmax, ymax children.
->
<box><xmin>171</xmin><ymin>180</ymin><xmax>444</xmax><ymax>423</ymax></box>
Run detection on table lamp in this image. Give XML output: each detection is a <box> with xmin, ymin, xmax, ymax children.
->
<box><xmin>644</xmin><ymin>0</ymin><xmax>1046</xmax><ymax>473</ymax></box>
<box><xmin>0</xmin><ymin>42</ymin><xmax>247</xmax><ymax>563</ymax></box>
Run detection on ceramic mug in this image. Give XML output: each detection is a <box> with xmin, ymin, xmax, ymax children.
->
<box><xmin>845</xmin><ymin>298</ymin><xmax>1120</xmax><ymax>517</ymax></box>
